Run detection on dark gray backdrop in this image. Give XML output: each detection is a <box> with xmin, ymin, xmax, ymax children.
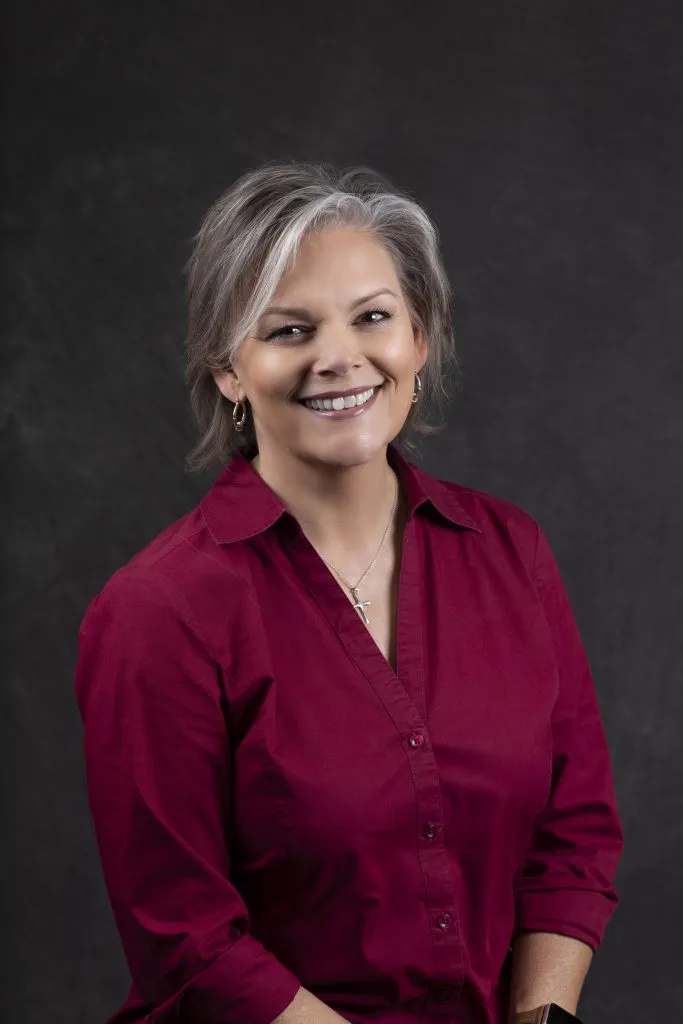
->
<box><xmin>4</xmin><ymin>1</ymin><xmax>682</xmax><ymax>1022</ymax></box>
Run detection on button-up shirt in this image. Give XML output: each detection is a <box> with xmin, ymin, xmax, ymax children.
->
<box><xmin>74</xmin><ymin>443</ymin><xmax>623</xmax><ymax>1024</ymax></box>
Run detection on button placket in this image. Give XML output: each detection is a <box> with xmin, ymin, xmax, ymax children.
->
<box><xmin>405</xmin><ymin>726</ymin><xmax>464</xmax><ymax>991</ymax></box>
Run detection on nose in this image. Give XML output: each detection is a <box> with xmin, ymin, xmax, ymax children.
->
<box><xmin>309</xmin><ymin>320</ymin><xmax>364</xmax><ymax>376</ymax></box>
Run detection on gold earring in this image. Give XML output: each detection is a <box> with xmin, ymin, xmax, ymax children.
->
<box><xmin>411</xmin><ymin>372</ymin><xmax>422</xmax><ymax>404</ymax></box>
<box><xmin>232</xmin><ymin>397</ymin><xmax>247</xmax><ymax>432</ymax></box>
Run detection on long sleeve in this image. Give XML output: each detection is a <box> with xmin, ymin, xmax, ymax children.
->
<box><xmin>513</xmin><ymin>525</ymin><xmax>624</xmax><ymax>951</ymax></box>
<box><xmin>74</xmin><ymin>568</ymin><xmax>302</xmax><ymax>1024</ymax></box>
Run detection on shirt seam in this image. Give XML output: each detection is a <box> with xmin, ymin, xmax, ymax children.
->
<box><xmin>123</xmin><ymin>566</ymin><xmax>218</xmax><ymax>677</ymax></box>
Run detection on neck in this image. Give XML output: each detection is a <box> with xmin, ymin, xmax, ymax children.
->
<box><xmin>250</xmin><ymin>445</ymin><xmax>403</xmax><ymax>573</ymax></box>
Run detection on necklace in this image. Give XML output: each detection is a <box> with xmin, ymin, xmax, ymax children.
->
<box><xmin>319</xmin><ymin>473</ymin><xmax>399</xmax><ymax>626</ymax></box>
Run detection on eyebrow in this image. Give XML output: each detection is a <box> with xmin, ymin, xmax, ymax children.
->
<box><xmin>261</xmin><ymin>288</ymin><xmax>398</xmax><ymax>319</ymax></box>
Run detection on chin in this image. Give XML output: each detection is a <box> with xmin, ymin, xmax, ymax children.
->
<box><xmin>300</xmin><ymin>434</ymin><xmax>388</xmax><ymax>468</ymax></box>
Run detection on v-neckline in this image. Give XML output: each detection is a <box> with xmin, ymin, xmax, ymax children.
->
<box><xmin>280</xmin><ymin>512</ymin><xmax>427</xmax><ymax>725</ymax></box>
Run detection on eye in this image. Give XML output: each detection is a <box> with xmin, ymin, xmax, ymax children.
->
<box><xmin>264</xmin><ymin>308</ymin><xmax>391</xmax><ymax>342</ymax></box>
<box><xmin>265</xmin><ymin>323</ymin><xmax>309</xmax><ymax>341</ymax></box>
<box><xmin>359</xmin><ymin>308</ymin><xmax>391</xmax><ymax>325</ymax></box>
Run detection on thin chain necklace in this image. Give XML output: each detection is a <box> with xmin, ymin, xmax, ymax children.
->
<box><xmin>319</xmin><ymin>473</ymin><xmax>399</xmax><ymax>626</ymax></box>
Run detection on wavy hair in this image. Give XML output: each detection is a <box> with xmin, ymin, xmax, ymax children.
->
<box><xmin>184</xmin><ymin>160</ymin><xmax>459</xmax><ymax>471</ymax></box>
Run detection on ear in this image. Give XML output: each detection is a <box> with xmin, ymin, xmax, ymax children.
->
<box><xmin>211</xmin><ymin>366</ymin><xmax>243</xmax><ymax>404</ymax></box>
<box><xmin>413</xmin><ymin>324</ymin><xmax>428</xmax><ymax>371</ymax></box>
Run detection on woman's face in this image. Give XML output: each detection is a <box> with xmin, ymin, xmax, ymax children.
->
<box><xmin>213</xmin><ymin>226</ymin><xmax>428</xmax><ymax>470</ymax></box>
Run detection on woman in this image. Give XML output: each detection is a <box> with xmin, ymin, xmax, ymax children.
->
<box><xmin>75</xmin><ymin>161</ymin><xmax>623</xmax><ymax>1024</ymax></box>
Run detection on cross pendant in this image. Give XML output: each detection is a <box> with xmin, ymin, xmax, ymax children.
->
<box><xmin>351</xmin><ymin>587</ymin><xmax>371</xmax><ymax>625</ymax></box>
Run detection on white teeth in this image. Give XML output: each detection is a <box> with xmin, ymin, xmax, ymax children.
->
<box><xmin>303</xmin><ymin>387</ymin><xmax>376</xmax><ymax>411</ymax></box>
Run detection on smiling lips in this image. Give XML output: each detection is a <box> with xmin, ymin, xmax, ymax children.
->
<box><xmin>297</xmin><ymin>384</ymin><xmax>384</xmax><ymax>418</ymax></box>
<box><xmin>301</xmin><ymin>386</ymin><xmax>379</xmax><ymax>412</ymax></box>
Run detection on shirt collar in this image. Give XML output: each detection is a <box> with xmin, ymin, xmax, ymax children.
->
<box><xmin>200</xmin><ymin>442</ymin><xmax>482</xmax><ymax>546</ymax></box>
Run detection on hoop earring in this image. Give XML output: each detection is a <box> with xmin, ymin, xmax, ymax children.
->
<box><xmin>411</xmin><ymin>372</ymin><xmax>422</xmax><ymax>404</ymax></box>
<box><xmin>232</xmin><ymin>399</ymin><xmax>247</xmax><ymax>432</ymax></box>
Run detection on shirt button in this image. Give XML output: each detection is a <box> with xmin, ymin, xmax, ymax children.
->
<box><xmin>423</xmin><ymin>822</ymin><xmax>439</xmax><ymax>839</ymax></box>
<box><xmin>436</xmin><ymin>912</ymin><xmax>452</xmax><ymax>930</ymax></box>
<box><xmin>408</xmin><ymin>732</ymin><xmax>425</xmax><ymax>748</ymax></box>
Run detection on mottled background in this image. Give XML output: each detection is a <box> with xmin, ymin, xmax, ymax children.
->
<box><xmin>3</xmin><ymin>1</ymin><xmax>682</xmax><ymax>1021</ymax></box>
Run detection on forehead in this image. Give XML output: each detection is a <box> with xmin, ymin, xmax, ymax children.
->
<box><xmin>271</xmin><ymin>227</ymin><xmax>400</xmax><ymax>301</ymax></box>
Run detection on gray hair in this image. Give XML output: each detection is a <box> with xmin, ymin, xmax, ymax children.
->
<box><xmin>183</xmin><ymin>160</ymin><xmax>460</xmax><ymax>472</ymax></box>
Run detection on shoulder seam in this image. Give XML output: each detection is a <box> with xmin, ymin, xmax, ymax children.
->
<box><xmin>109</xmin><ymin>566</ymin><xmax>217</xmax><ymax>675</ymax></box>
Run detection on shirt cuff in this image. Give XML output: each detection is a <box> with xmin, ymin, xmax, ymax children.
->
<box><xmin>144</xmin><ymin>934</ymin><xmax>302</xmax><ymax>1024</ymax></box>
<box><xmin>514</xmin><ymin>886</ymin><xmax>618</xmax><ymax>952</ymax></box>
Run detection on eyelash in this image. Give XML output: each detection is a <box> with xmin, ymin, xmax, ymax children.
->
<box><xmin>265</xmin><ymin>308</ymin><xmax>392</xmax><ymax>341</ymax></box>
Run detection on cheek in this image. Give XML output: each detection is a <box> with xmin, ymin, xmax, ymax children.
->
<box><xmin>381</xmin><ymin>332</ymin><xmax>420</xmax><ymax>376</ymax></box>
<box><xmin>249</xmin><ymin>354</ymin><xmax>301</xmax><ymax>400</ymax></box>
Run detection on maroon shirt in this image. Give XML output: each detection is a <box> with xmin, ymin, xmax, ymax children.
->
<box><xmin>74</xmin><ymin>443</ymin><xmax>622</xmax><ymax>1024</ymax></box>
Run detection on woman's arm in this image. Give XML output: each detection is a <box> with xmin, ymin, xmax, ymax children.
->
<box><xmin>509</xmin><ymin>524</ymin><xmax>623</xmax><ymax>1020</ymax></box>
<box><xmin>507</xmin><ymin>931</ymin><xmax>593</xmax><ymax>1021</ymax></box>
<box><xmin>75</xmin><ymin>568</ymin><xmax>303</xmax><ymax>1024</ymax></box>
